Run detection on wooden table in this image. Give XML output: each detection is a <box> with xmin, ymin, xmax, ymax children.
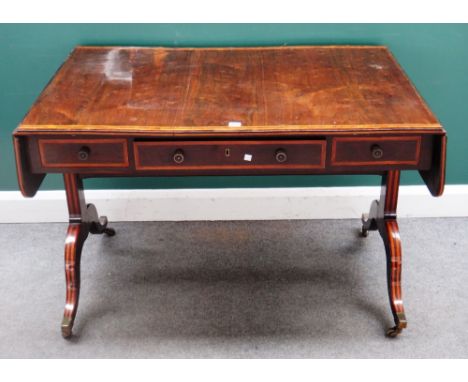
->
<box><xmin>13</xmin><ymin>45</ymin><xmax>446</xmax><ymax>339</ymax></box>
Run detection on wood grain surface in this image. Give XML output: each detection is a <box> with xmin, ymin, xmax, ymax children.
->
<box><xmin>18</xmin><ymin>45</ymin><xmax>442</xmax><ymax>134</ymax></box>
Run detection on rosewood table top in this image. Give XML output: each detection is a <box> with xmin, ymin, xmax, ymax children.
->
<box><xmin>18</xmin><ymin>45</ymin><xmax>442</xmax><ymax>135</ymax></box>
<box><xmin>13</xmin><ymin>45</ymin><xmax>447</xmax><ymax>339</ymax></box>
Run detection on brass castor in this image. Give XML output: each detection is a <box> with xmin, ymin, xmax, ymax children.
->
<box><xmin>386</xmin><ymin>326</ymin><xmax>402</xmax><ymax>338</ymax></box>
<box><xmin>104</xmin><ymin>227</ymin><xmax>116</xmax><ymax>236</ymax></box>
<box><xmin>61</xmin><ymin>317</ymin><xmax>73</xmax><ymax>339</ymax></box>
<box><xmin>61</xmin><ymin>326</ymin><xmax>72</xmax><ymax>339</ymax></box>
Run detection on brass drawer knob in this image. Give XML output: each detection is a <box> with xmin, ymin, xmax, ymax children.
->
<box><xmin>173</xmin><ymin>149</ymin><xmax>185</xmax><ymax>164</ymax></box>
<box><xmin>371</xmin><ymin>144</ymin><xmax>384</xmax><ymax>159</ymax></box>
<box><xmin>275</xmin><ymin>149</ymin><xmax>288</xmax><ymax>163</ymax></box>
<box><xmin>78</xmin><ymin>146</ymin><xmax>90</xmax><ymax>161</ymax></box>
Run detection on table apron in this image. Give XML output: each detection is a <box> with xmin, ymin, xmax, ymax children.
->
<box><xmin>23</xmin><ymin>134</ymin><xmax>436</xmax><ymax>176</ymax></box>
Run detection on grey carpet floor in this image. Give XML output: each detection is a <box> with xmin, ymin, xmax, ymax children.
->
<box><xmin>0</xmin><ymin>218</ymin><xmax>467</xmax><ymax>358</ymax></box>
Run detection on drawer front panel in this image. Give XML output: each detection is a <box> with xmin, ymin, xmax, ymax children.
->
<box><xmin>331</xmin><ymin>136</ymin><xmax>421</xmax><ymax>166</ymax></box>
<box><xmin>134</xmin><ymin>140</ymin><xmax>326</xmax><ymax>171</ymax></box>
<box><xmin>38</xmin><ymin>139</ymin><xmax>129</xmax><ymax>168</ymax></box>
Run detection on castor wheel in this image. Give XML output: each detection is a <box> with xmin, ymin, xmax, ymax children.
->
<box><xmin>360</xmin><ymin>226</ymin><xmax>369</xmax><ymax>237</ymax></box>
<box><xmin>104</xmin><ymin>227</ymin><xmax>116</xmax><ymax>236</ymax></box>
<box><xmin>61</xmin><ymin>326</ymin><xmax>73</xmax><ymax>339</ymax></box>
<box><xmin>90</xmin><ymin>215</ymin><xmax>116</xmax><ymax>236</ymax></box>
<box><xmin>386</xmin><ymin>326</ymin><xmax>402</xmax><ymax>338</ymax></box>
<box><xmin>360</xmin><ymin>213</ymin><xmax>372</xmax><ymax>237</ymax></box>
<box><xmin>61</xmin><ymin>317</ymin><xmax>74</xmax><ymax>339</ymax></box>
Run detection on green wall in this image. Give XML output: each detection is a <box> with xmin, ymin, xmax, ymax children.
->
<box><xmin>1</xmin><ymin>24</ymin><xmax>466</xmax><ymax>191</ymax></box>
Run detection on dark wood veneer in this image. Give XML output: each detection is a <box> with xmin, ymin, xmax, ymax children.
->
<box><xmin>331</xmin><ymin>136</ymin><xmax>421</xmax><ymax>166</ymax></box>
<box><xmin>134</xmin><ymin>140</ymin><xmax>326</xmax><ymax>171</ymax></box>
<box><xmin>419</xmin><ymin>134</ymin><xmax>447</xmax><ymax>197</ymax></box>
<box><xmin>13</xmin><ymin>136</ymin><xmax>45</xmax><ymax>197</ymax></box>
<box><xmin>38</xmin><ymin>138</ymin><xmax>129</xmax><ymax>168</ymax></box>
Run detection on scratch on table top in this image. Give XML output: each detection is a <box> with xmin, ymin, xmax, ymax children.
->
<box><xmin>369</xmin><ymin>63</ymin><xmax>384</xmax><ymax>70</ymax></box>
<box><xmin>104</xmin><ymin>49</ymin><xmax>133</xmax><ymax>83</ymax></box>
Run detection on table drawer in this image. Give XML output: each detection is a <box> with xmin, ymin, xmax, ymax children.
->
<box><xmin>134</xmin><ymin>140</ymin><xmax>326</xmax><ymax>171</ymax></box>
<box><xmin>331</xmin><ymin>136</ymin><xmax>421</xmax><ymax>166</ymax></box>
<box><xmin>38</xmin><ymin>139</ymin><xmax>129</xmax><ymax>168</ymax></box>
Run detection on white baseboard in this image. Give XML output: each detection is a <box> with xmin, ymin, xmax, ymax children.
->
<box><xmin>0</xmin><ymin>185</ymin><xmax>467</xmax><ymax>223</ymax></box>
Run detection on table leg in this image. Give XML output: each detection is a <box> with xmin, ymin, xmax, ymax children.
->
<box><xmin>61</xmin><ymin>174</ymin><xmax>115</xmax><ymax>339</ymax></box>
<box><xmin>361</xmin><ymin>170</ymin><xmax>407</xmax><ymax>337</ymax></box>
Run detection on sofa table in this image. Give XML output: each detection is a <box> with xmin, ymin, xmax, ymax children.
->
<box><xmin>13</xmin><ymin>45</ymin><xmax>446</xmax><ymax>338</ymax></box>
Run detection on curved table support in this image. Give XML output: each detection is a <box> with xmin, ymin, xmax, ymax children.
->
<box><xmin>361</xmin><ymin>170</ymin><xmax>407</xmax><ymax>337</ymax></box>
<box><xmin>61</xmin><ymin>174</ymin><xmax>115</xmax><ymax>338</ymax></box>
<box><xmin>61</xmin><ymin>223</ymin><xmax>88</xmax><ymax>338</ymax></box>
